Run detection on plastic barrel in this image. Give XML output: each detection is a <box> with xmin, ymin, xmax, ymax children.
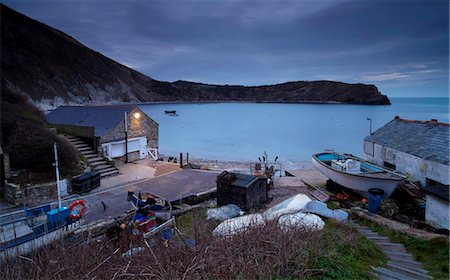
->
<box><xmin>368</xmin><ymin>188</ymin><xmax>384</xmax><ymax>214</ymax></box>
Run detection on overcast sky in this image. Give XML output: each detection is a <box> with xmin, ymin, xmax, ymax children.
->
<box><xmin>2</xmin><ymin>0</ymin><xmax>449</xmax><ymax>97</ymax></box>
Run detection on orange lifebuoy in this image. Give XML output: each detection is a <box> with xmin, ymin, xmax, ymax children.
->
<box><xmin>69</xmin><ymin>199</ymin><xmax>87</xmax><ymax>219</ymax></box>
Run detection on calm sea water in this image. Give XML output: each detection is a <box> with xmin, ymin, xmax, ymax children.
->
<box><xmin>139</xmin><ymin>98</ymin><xmax>449</xmax><ymax>163</ymax></box>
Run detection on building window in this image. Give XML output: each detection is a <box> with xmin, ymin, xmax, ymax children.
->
<box><xmin>426</xmin><ymin>178</ymin><xmax>446</xmax><ymax>188</ymax></box>
<box><xmin>383</xmin><ymin>161</ymin><xmax>396</xmax><ymax>170</ymax></box>
<box><xmin>364</xmin><ymin>141</ymin><xmax>374</xmax><ymax>156</ymax></box>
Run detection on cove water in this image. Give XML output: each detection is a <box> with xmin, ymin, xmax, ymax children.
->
<box><xmin>139</xmin><ymin>98</ymin><xmax>449</xmax><ymax>163</ymax></box>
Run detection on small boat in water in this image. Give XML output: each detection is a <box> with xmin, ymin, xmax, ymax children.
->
<box><xmin>312</xmin><ymin>152</ymin><xmax>404</xmax><ymax>198</ymax></box>
<box><xmin>127</xmin><ymin>191</ymin><xmax>167</xmax><ymax>210</ymax></box>
<box><xmin>164</xmin><ymin>110</ymin><xmax>178</xmax><ymax>116</ymax></box>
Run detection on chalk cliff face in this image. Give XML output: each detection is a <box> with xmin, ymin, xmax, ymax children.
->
<box><xmin>0</xmin><ymin>4</ymin><xmax>390</xmax><ymax>108</ymax></box>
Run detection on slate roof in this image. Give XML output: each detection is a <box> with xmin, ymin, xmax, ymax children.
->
<box><xmin>232</xmin><ymin>173</ymin><xmax>258</xmax><ymax>188</ymax></box>
<box><xmin>365</xmin><ymin>117</ymin><xmax>449</xmax><ymax>165</ymax></box>
<box><xmin>46</xmin><ymin>105</ymin><xmax>138</xmax><ymax>137</ymax></box>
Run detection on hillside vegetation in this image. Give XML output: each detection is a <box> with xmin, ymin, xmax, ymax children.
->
<box><xmin>1</xmin><ymin>86</ymin><xmax>81</xmax><ymax>182</ymax></box>
<box><xmin>1</xmin><ymin>4</ymin><xmax>390</xmax><ymax>107</ymax></box>
<box><xmin>1</xmin><ymin>214</ymin><xmax>385</xmax><ymax>279</ymax></box>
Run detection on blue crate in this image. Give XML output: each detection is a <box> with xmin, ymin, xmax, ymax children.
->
<box><xmin>46</xmin><ymin>207</ymin><xmax>70</xmax><ymax>224</ymax></box>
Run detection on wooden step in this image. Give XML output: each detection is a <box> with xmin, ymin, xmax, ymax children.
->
<box><xmin>356</xmin><ymin>228</ymin><xmax>376</xmax><ymax>233</ymax></box>
<box><xmin>388</xmin><ymin>256</ymin><xmax>423</xmax><ymax>268</ymax></box>
<box><xmin>357</xmin><ymin>229</ymin><xmax>376</xmax><ymax>234</ymax></box>
<box><xmin>383</xmin><ymin>250</ymin><xmax>413</xmax><ymax>258</ymax></box>
<box><xmin>388</xmin><ymin>261</ymin><xmax>428</xmax><ymax>275</ymax></box>
<box><xmin>386</xmin><ymin>262</ymin><xmax>432</xmax><ymax>279</ymax></box>
<box><xmin>366</xmin><ymin>235</ymin><xmax>390</xmax><ymax>241</ymax></box>
<box><xmin>375</xmin><ymin>242</ymin><xmax>408</xmax><ymax>252</ymax></box>
<box><xmin>78</xmin><ymin>147</ymin><xmax>93</xmax><ymax>152</ymax></box>
<box><xmin>373</xmin><ymin>267</ymin><xmax>417</xmax><ymax>280</ymax></box>
<box><xmin>100</xmin><ymin>170</ymin><xmax>120</xmax><ymax>178</ymax></box>
<box><xmin>347</xmin><ymin>222</ymin><xmax>367</xmax><ymax>229</ymax></box>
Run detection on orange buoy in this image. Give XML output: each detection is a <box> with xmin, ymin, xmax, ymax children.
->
<box><xmin>69</xmin><ymin>199</ymin><xmax>87</xmax><ymax>219</ymax></box>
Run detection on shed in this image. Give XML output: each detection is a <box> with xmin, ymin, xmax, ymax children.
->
<box><xmin>363</xmin><ymin>116</ymin><xmax>449</xmax><ymax>230</ymax></box>
<box><xmin>46</xmin><ymin>106</ymin><xmax>158</xmax><ymax>162</ymax></box>
<box><xmin>216</xmin><ymin>172</ymin><xmax>268</xmax><ymax>210</ymax></box>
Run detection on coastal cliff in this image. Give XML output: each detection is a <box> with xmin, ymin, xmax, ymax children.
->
<box><xmin>0</xmin><ymin>4</ymin><xmax>390</xmax><ymax>108</ymax></box>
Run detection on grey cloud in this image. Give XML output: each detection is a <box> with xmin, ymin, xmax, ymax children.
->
<box><xmin>1</xmin><ymin>0</ymin><xmax>448</xmax><ymax>96</ymax></box>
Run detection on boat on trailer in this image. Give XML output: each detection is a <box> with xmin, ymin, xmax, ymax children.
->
<box><xmin>312</xmin><ymin>152</ymin><xmax>404</xmax><ymax>198</ymax></box>
<box><xmin>127</xmin><ymin>191</ymin><xmax>167</xmax><ymax>210</ymax></box>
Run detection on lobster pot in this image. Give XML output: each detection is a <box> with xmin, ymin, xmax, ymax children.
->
<box><xmin>217</xmin><ymin>172</ymin><xmax>268</xmax><ymax>210</ymax></box>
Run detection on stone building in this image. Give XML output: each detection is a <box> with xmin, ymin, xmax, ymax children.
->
<box><xmin>363</xmin><ymin>116</ymin><xmax>449</xmax><ymax>229</ymax></box>
<box><xmin>47</xmin><ymin>106</ymin><xmax>158</xmax><ymax>163</ymax></box>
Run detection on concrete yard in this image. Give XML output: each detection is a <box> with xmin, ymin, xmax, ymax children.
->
<box><xmin>268</xmin><ymin>169</ymin><xmax>328</xmax><ymax>207</ymax></box>
<box><xmin>1</xmin><ymin>159</ymin><xmax>325</xmax><ymax>226</ymax></box>
<box><xmin>0</xmin><ymin>161</ymin><xmax>218</xmax><ymax>226</ymax></box>
<box><xmin>84</xmin><ymin>169</ymin><xmax>219</xmax><ymax>222</ymax></box>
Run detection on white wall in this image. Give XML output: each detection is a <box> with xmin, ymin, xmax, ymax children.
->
<box><xmin>364</xmin><ymin>141</ymin><xmax>449</xmax><ymax>186</ymax></box>
<box><xmin>425</xmin><ymin>195</ymin><xmax>449</xmax><ymax>230</ymax></box>
<box><xmin>101</xmin><ymin>136</ymin><xmax>147</xmax><ymax>160</ymax></box>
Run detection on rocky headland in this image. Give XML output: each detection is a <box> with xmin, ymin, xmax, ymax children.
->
<box><xmin>1</xmin><ymin>4</ymin><xmax>390</xmax><ymax>110</ymax></box>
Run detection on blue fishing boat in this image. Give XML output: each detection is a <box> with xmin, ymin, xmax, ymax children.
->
<box><xmin>312</xmin><ymin>152</ymin><xmax>404</xmax><ymax>198</ymax></box>
<box><xmin>127</xmin><ymin>191</ymin><xmax>167</xmax><ymax>210</ymax></box>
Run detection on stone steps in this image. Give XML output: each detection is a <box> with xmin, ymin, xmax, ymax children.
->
<box><xmin>86</xmin><ymin>157</ymin><xmax>106</xmax><ymax>164</ymax></box>
<box><xmin>100</xmin><ymin>169</ymin><xmax>120</xmax><ymax>178</ymax></box>
<box><xmin>90</xmin><ymin>160</ymin><xmax>108</xmax><ymax>167</ymax></box>
<box><xmin>74</xmin><ymin>143</ymin><xmax>89</xmax><ymax>148</ymax></box>
<box><xmin>348</xmin><ymin>220</ymin><xmax>432</xmax><ymax>280</ymax></box>
<box><xmin>93</xmin><ymin>164</ymin><xmax>114</xmax><ymax>171</ymax></box>
<box><xmin>61</xmin><ymin>134</ymin><xmax>119</xmax><ymax>179</ymax></box>
<box><xmin>83</xmin><ymin>154</ymin><xmax>98</xmax><ymax>159</ymax></box>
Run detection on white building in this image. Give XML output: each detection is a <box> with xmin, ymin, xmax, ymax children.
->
<box><xmin>363</xmin><ymin>116</ymin><xmax>449</xmax><ymax>230</ymax></box>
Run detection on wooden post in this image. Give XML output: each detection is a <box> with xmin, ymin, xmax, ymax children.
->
<box><xmin>124</xmin><ymin>112</ymin><xmax>128</xmax><ymax>163</ymax></box>
<box><xmin>186</xmin><ymin>153</ymin><xmax>189</xmax><ymax>164</ymax></box>
<box><xmin>179</xmin><ymin>153</ymin><xmax>183</xmax><ymax>168</ymax></box>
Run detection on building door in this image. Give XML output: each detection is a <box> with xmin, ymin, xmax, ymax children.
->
<box><xmin>139</xmin><ymin>137</ymin><xmax>148</xmax><ymax>159</ymax></box>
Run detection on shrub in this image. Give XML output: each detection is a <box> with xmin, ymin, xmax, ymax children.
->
<box><xmin>1</xmin><ymin>86</ymin><xmax>80</xmax><ymax>179</ymax></box>
<box><xmin>1</xmin><ymin>216</ymin><xmax>385</xmax><ymax>279</ymax></box>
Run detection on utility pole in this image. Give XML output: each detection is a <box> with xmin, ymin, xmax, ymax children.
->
<box><xmin>53</xmin><ymin>143</ymin><xmax>62</xmax><ymax>209</ymax></box>
<box><xmin>367</xmin><ymin>117</ymin><xmax>373</xmax><ymax>135</ymax></box>
<box><xmin>124</xmin><ymin>112</ymin><xmax>128</xmax><ymax>163</ymax></box>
